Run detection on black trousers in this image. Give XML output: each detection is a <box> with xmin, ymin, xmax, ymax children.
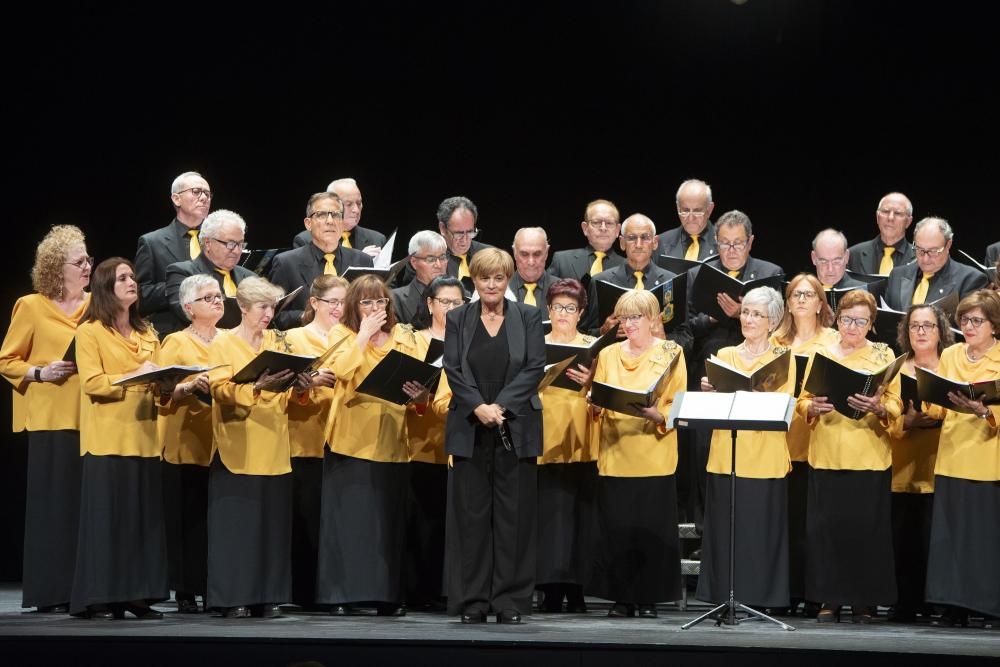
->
<box><xmin>447</xmin><ymin>430</ymin><xmax>537</xmax><ymax>616</ymax></box>
<box><xmin>290</xmin><ymin>457</ymin><xmax>322</xmax><ymax>607</ymax></box>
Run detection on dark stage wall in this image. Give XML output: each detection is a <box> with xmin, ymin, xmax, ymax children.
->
<box><xmin>1</xmin><ymin>1</ymin><xmax>995</xmax><ymax>578</ymax></box>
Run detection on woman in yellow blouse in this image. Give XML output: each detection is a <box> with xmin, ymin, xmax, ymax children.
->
<box><xmin>797</xmin><ymin>290</ymin><xmax>902</xmax><ymax>623</ymax></box>
<box><xmin>588</xmin><ymin>290</ymin><xmax>687</xmax><ymax>619</ymax></box>
<box><xmin>206</xmin><ymin>277</ymin><xmax>312</xmax><ymax>619</ymax></box>
<box><xmin>156</xmin><ymin>274</ymin><xmax>224</xmax><ymax>614</ymax></box>
<box><xmin>697</xmin><ymin>286</ymin><xmax>796</xmax><ymax>613</ymax></box>
<box><xmin>405</xmin><ymin>276</ymin><xmax>463</xmax><ymax>611</ymax></box>
<box><xmin>536</xmin><ymin>278</ymin><xmax>598</xmax><ymax>614</ymax></box>
<box><xmin>0</xmin><ymin>225</ymin><xmax>91</xmax><ymax>614</ymax></box>
<box><xmin>922</xmin><ymin>290</ymin><xmax>1000</xmax><ymax>627</ymax></box>
<box><xmin>282</xmin><ymin>274</ymin><xmax>344</xmax><ymax>609</ymax></box>
<box><xmin>770</xmin><ymin>273</ymin><xmax>836</xmax><ymax>616</ymax></box>
<box><xmin>885</xmin><ymin>304</ymin><xmax>952</xmax><ymax>623</ymax></box>
<box><xmin>317</xmin><ymin>274</ymin><xmax>425</xmax><ymax>617</ymax></box>
<box><xmin>70</xmin><ymin>258</ymin><xmax>173</xmax><ymax>620</ymax></box>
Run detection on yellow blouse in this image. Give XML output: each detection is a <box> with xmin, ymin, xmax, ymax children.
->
<box><xmin>923</xmin><ymin>343</ymin><xmax>1000</xmax><ymax>482</ymax></box>
<box><xmin>76</xmin><ymin>320</ymin><xmax>161</xmax><ymax>458</ymax></box>
<box><xmin>407</xmin><ymin>331</ymin><xmax>447</xmax><ymax>465</ymax></box>
<box><xmin>798</xmin><ymin>341</ymin><xmax>902</xmax><ymax>471</ymax></box>
<box><xmin>156</xmin><ymin>331</ymin><xmax>213</xmax><ymax>466</ymax></box>
<box><xmin>324</xmin><ymin>323</ymin><xmax>421</xmax><ymax>463</ymax></box>
<box><xmin>540</xmin><ymin>332</ymin><xmax>597</xmax><ymax>465</ymax></box>
<box><xmin>593</xmin><ymin>340</ymin><xmax>687</xmax><ymax>477</ymax></box>
<box><xmin>283</xmin><ymin>326</ymin><xmax>336</xmax><ymax>459</ymax></box>
<box><xmin>772</xmin><ymin>327</ymin><xmax>838</xmax><ymax>462</ymax></box>
<box><xmin>886</xmin><ymin>367</ymin><xmax>939</xmax><ymax>493</ymax></box>
<box><xmin>208</xmin><ymin>329</ymin><xmax>295</xmax><ymax>476</ymax></box>
<box><xmin>706</xmin><ymin>345</ymin><xmax>795</xmax><ymax>479</ymax></box>
<box><xmin>0</xmin><ymin>293</ymin><xmax>89</xmax><ymax>432</ymax></box>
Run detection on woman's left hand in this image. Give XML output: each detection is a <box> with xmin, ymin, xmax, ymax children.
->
<box><xmin>847</xmin><ymin>387</ymin><xmax>885</xmax><ymax>417</ymax></box>
<box><xmin>565</xmin><ymin>362</ymin><xmax>593</xmax><ymax>386</ymax></box>
<box><xmin>402</xmin><ymin>381</ymin><xmax>429</xmax><ymax>403</ymax></box>
<box><xmin>310</xmin><ymin>368</ymin><xmax>336</xmax><ymax>388</ymax></box>
<box><xmin>947</xmin><ymin>391</ymin><xmax>990</xmax><ymax>418</ymax></box>
<box><xmin>634</xmin><ymin>404</ymin><xmax>665</xmax><ymax>424</ymax></box>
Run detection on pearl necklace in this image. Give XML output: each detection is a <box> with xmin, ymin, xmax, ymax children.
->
<box><xmin>187</xmin><ymin>326</ymin><xmax>216</xmax><ymax>345</ymax></box>
<box><xmin>742</xmin><ymin>340</ymin><xmax>771</xmax><ymax>358</ymax></box>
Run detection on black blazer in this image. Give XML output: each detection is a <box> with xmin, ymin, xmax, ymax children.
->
<box><xmin>268</xmin><ymin>243</ymin><xmax>373</xmax><ymax>329</ymax></box>
<box><xmin>391</xmin><ymin>279</ymin><xmax>430</xmax><ymax>327</ymax></box>
<box><xmin>846</xmin><ymin>236</ymin><xmax>915</xmax><ymax>275</ymax></box>
<box><xmin>443</xmin><ymin>301</ymin><xmax>545</xmax><ymax>459</ymax></box>
<box><xmin>831</xmin><ymin>274</ymin><xmax>866</xmax><ymax>289</ymax></box>
<box><xmin>292</xmin><ymin>225</ymin><xmax>387</xmax><ymax>250</ymax></box>
<box><xmin>581</xmin><ymin>262</ymin><xmax>678</xmax><ymax>335</ymax></box>
<box><xmin>986</xmin><ymin>241</ymin><xmax>1000</xmax><ymax>267</ymax></box>
<box><xmin>548</xmin><ymin>245</ymin><xmax>625</xmax><ymax>282</ymax></box>
<box><xmin>135</xmin><ymin>218</ymin><xmax>197</xmax><ymax>336</ymax></box>
<box><xmin>883</xmin><ymin>257</ymin><xmax>989</xmax><ymax>311</ymax></box>
<box><xmin>164</xmin><ymin>255</ymin><xmax>256</xmax><ymax>331</ymax></box>
<box><xmin>657</xmin><ymin>221</ymin><xmax>718</xmax><ymax>260</ymax></box>
<box><xmin>509</xmin><ymin>271</ymin><xmax>559</xmax><ymax>310</ymax></box>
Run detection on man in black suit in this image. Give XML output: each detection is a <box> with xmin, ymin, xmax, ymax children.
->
<box><xmin>390</xmin><ymin>230</ymin><xmax>448</xmax><ymax>327</ymax></box>
<box><xmin>656</xmin><ymin>179</ymin><xmax>719</xmax><ymax>263</ymax></box>
<box><xmin>292</xmin><ymin>178</ymin><xmax>387</xmax><ymax>258</ymax></box>
<box><xmin>548</xmin><ymin>199</ymin><xmax>625</xmax><ymax>281</ymax></box>
<box><xmin>164</xmin><ymin>209</ymin><xmax>255</xmax><ymax>331</ymax></box>
<box><xmin>884</xmin><ymin>217</ymin><xmax>989</xmax><ymax>310</ymax></box>
<box><xmin>136</xmin><ymin>171</ymin><xmax>213</xmax><ymax>337</ymax></box>
<box><xmin>812</xmin><ymin>229</ymin><xmax>866</xmax><ymax>290</ymax></box>
<box><xmin>509</xmin><ymin>227</ymin><xmax>558</xmax><ymax>310</ymax></box>
<box><xmin>846</xmin><ymin>192</ymin><xmax>916</xmax><ymax>276</ymax></box>
<box><xmin>270</xmin><ymin>192</ymin><xmax>374</xmax><ymax>329</ymax></box>
<box><xmin>986</xmin><ymin>241</ymin><xmax>1000</xmax><ymax>268</ymax></box>
<box><xmin>437</xmin><ymin>196</ymin><xmax>493</xmax><ymax>282</ymax></box>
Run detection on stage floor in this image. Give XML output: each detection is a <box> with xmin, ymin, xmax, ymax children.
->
<box><xmin>1</xmin><ymin>585</ymin><xmax>997</xmax><ymax>666</ymax></box>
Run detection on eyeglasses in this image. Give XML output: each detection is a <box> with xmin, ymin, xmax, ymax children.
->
<box><xmin>622</xmin><ymin>234</ymin><xmax>654</xmax><ymax>244</ymax></box>
<box><xmin>791</xmin><ymin>289</ymin><xmax>817</xmax><ymax>300</ymax></box>
<box><xmin>959</xmin><ymin>315</ymin><xmax>988</xmax><ymax>329</ymax></box>
<box><xmin>432</xmin><ymin>297</ymin><xmax>464</xmax><ymax>307</ymax></box>
<box><xmin>914</xmin><ymin>244</ymin><xmax>947</xmax><ymax>258</ymax></box>
<box><xmin>677</xmin><ymin>209</ymin><xmax>707</xmax><ymax>219</ymax></box>
<box><xmin>877</xmin><ymin>208</ymin><xmax>909</xmax><ymax>219</ymax></box>
<box><xmin>207</xmin><ymin>238</ymin><xmax>248</xmax><ymax>252</ymax></box>
<box><xmin>908</xmin><ymin>322</ymin><xmax>938</xmax><ymax>333</ymax></box>
<box><xmin>414</xmin><ymin>254</ymin><xmax>448</xmax><ymax>264</ymax></box>
<box><xmin>549</xmin><ymin>303</ymin><xmax>580</xmax><ymax>314</ymax></box>
<box><xmin>619</xmin><ymin>314</ymin><xmax>645</xmax><ymax>323</ymax></box>
<box><xmin>309</xmin><ymin>211</ymin><xmax>343</xmax><ymax>222</ymax></box>
<box><xmin>446</xmin><ymin>228</ymin><xmax>479</xmax><ymax>239</ymax></box>
<box><xmin>193</xmin><ymin>293</ymin><xmax>224</xmax><ymax>304</ymax></box>
<box><xmin>585</xmin><ymin>219</ymin><xmax>617</xmax><ymax>229</ymax></box>
<box><xmin>65</xmin><ymin>256</ymin><xmax>95</xmax><ymax>269</ymax></box>
<box><xmin>718</xmin><ymin>240</ymin><xmax>749</xmax><ymax>252</ymax></box>
<box><xmin>740</xmin><ymin>309</ymin><xmax>768</xmax><ymax>321</ymax></box>
<box><xmin>838</xmin><ymin>315</ymin><xmax>870</xmax><ymax>329</ymax></box>
<box><xmin>814</xmin><ymin>256</ymin><xmax>846</xmax><ymax>267</ymax></box>
<box><xmin>316</xmin><ymin>297</ymin><xmax>345</xmax><ymax>308</ymax></box>
<box><xmin>177</xmin><ymin>187</ymin><xmax>212</xmax><ymax>199</ymax></box>
<box><xmin>359</xmin><ymin>298</ymin><xmax>390</xmax><ymax>308</ymax></box>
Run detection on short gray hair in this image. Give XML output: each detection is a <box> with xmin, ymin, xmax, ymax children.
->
<box><xmin>715</xmin><ymin>210</ymin><xmax>752</xmax><ymax>238</ymax></box>
<box><xmin>676</xmin><ymin>179</ymin><xmax>713</xmax><ymax>204</ymax></box>
<box><xmin>436</xmin><ymin>196</ymin><xmax>478</xmax><ymax>226</ymax></box>
<box><xmin>812</xmin><ymin>228</ymin><xmax>849</xmax><ymax>252</ymax></box>
<box><xmin>326</xmin><ymin>177</ymin><xmax>358</xmax><ymax>193</ymax></box>
<box><xmin>199</xmin><ymin>209</ymin><xmax>247</xmax><ymax>244</ymax></box>
<box><xmin>408</xmin><ymin>230</ymin><xmax>447</xmax><ymax>255</ymax></box>
<box><xmin>914</xmin><ymin>216</ymin><xmax>954</xmax><ymax>242</ymax></box>
<box><xmin>171</xmin><ymin>171</ymin><xmax>205</xmax><ymax>195</ymax></box>
<box><xmin>743</xmin><ymin>286</ymin><xmax>784</xmax><ymax>329</ymax></box>
<box><xmin>621</xmin><ymin>214</ymin><xmax>657</xmax><ymax>237</ymax></box>
<box><xmin>178</xmin><ymin>274</ymin><xmax>220</xmax><ymax>320</ymax></box>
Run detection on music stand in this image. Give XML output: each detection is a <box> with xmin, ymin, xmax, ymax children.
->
<box><xmin>667</xmin><ymin>391</ymin><xmax>796</xmax><ymax>631</ymax></box>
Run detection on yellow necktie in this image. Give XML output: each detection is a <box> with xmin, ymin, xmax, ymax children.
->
<box><xmin>457</xmin><ymin>254</ymin><xmax>470</xmax><ymax>280</ymax></box>
<box><xmin>879</xmin><ymin>246</ymin><xmax>895</xmax><ymax>275</ymax></box>
<box><xmin>217</xmin><ymin>270</ymin><xmax>237</xmax><ymax>297</ymax></box>
<box><xmin>633</xmin><ymin>271</ymin><xmax>644</xmax><ymax>290</ymax></box>
<box><xmin>188</xmin><ymin>229</ymin><xmax>201</xmax><ymax>259</ymax></box>
<box><xmin>341</xmin><ymin>232</ymin><xmax>353</xmax><ymax>249</ymax></box>
<box><xmin>728</xmin><ymin>270</ymin><xmax>740</xmax><ymax>278</ymax></box>
<box><xmin>911</xmin><ymin>272</ymin><xmax>932</xmax><ymax>304</ymax></box>
<box><xmin>685</xmin><ymin>234</ymin><xmax>700</xmax><ymax>261</ymax></box>
<box><xmin>324</xmin><ymin>253</ymin><xmax>337</xmax><ymax>276</ymax></box>
<box><xmin>822</xmin><ymin>284</ymin><xmax>833</xmax><ymax>289</ymax></box>
<box><xmin>523</xmin><ymin>283</ymin><xmax>537</xmax><ymax>306</ymax></box>
<box><xmin>589</xmin><ymin>251</ymin><xmax>606</xmax><ymax>276</ymax></box>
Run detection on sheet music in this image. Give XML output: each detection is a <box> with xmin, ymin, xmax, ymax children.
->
<box><xmin>373</xmin><ymin>230</ymin><xmax>397</xmax><ymax>268</ymax></box>
<box><xmin>675</xmin><ymin>392</ymin><xmax>734</xmax><ymax>419</ymax></box>
<box><xmin>728</xmin><ymin>391</ymin><xmax>794</xmax><ymax>421</ymax></box>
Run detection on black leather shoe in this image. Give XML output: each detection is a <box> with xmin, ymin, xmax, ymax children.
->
<box><xmin>253</xmin><ymin>604</ymin><xmax>281</xmax><ymax>618</ymax></box>
<box><xmin>566</xmin><ymin>601</ymin><xmax>588</xmax><ymax>614</ymax></box>
<box><xmin>608</xmin><ymin>602</ymin><xmax>636</xmax><ymax>618</ymax></box>
<box><xmin>223</xmin><ymin>606</ymin><xmax>251</xmax><ymax>618</ymax></box>
<box><xmin>114</xmin><ymin>603</ymin><xmax>163</xmax><ymax>620</ymax></box>
<box><xmin>74</xmin><ymin>605</ymin><xmax>113</xmax><ymax>620</ymax></box>
<box><xmin>38</xmin><ymin>604</ymin><xmax>69</xmax><ymax>614</ymax></box>
<box><xmin>931</xmin><ymin>608</ymin><xmax>969</xmax><ymax>628</ymax></box>
<box><xmin>330</xmin><ymin>604</ymin><xmax>356</xmax><ymax>616</ymax></box>
<box><xmin>638</xmin><ymin>605</ymin><xmax>658</xmax><ymax>619</ymax></box>
<box><xmin>461</xmin><ymin>610</ymin><xmax>487</xmax><ymax>624</ymax></box>
<box><xmin>496</xmin><ymin>609</ymin><xmax>522</xmax><ymax>624</ymax></box>
<box><xmin>176</xmin><ymin>597</ymin><xmax>200</xmax><ymax>614</ymax></box>
<box><xmin>376</xmin><ymin>603</ymin><xmax>406</xmax><ymax>617</ymax></box>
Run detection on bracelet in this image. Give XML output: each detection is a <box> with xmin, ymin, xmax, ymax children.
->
<box><xmin>33</xmin><ymin>366</ymin><xmax>42</xmax><ymax>381</ymax></box>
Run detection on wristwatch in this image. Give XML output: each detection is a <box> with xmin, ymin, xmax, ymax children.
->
<box><xmin>33</xmin><ymin>367</ymin><xmax>42</xmax><ymax>381</ymax></box>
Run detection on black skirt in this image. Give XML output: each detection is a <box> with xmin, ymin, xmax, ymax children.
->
<box><xmin>22</xmin><ymin>430</ymin><xmax>82</xmax><ymax>609</ymax></box>
<box><xmin>536</xmin><ymin>461</ymin><xmax>598</xmax><ymax>587</ymax></box>
<box><xmin>69</xmin><ymin>454</ymin><xmax>168</xmax><ymax>615</ymax></box>
<box><xmin>696</xmin><ymin>473</ymin><xmax>789</xmax><ymax>608</ymax></box>
<box><xmin>316</xmin><ymin>452</ymin><xmax>409</xmax><ymax>605</ymax></box>
<box><xmin>588</xmin><ymin>474</ymin><xmax>682</xmax><ymax>604</ymax></box>
<box><xmin>405</xmin><ymin>460</ymin><xmax>448</xmax><ymax>603</ymax></box>
<box><xmin>290</xmin><ymin>456</ymin><xmax>323</xmax><ymax>606</ymax></box>
<box><xmin>925</xmin><ymin>475</ymin><xmax>1000</xmax><ymax>617</ymax></box>
<box><xmin>162</xmin><ymin>461</ymin><xmax>208</xmax><ymax>597</ymax></box>
<box><xmin>804</xmin><ymin>467</ymin><xmax>896</xmax><ymax>607</ymax></box>
<box><xmin>787</xmin><ymin>460</ymin><xmax>809</xmax><ymax>600</ymax></box>
<box><xmin>891</xmin><ymin>491</ymin><xmax>933</xmax><ymax>608</ymax></box>
<box><xmin>206</xmin><ymin>457</ymin><xmax>292</xmax><ymax>609</ymax></box>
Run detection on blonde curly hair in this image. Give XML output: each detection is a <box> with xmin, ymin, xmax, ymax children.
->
<box><xmin>31</xmin><ymin>225</ymin><xmax>86</xmax><ymax>299</ymax></box>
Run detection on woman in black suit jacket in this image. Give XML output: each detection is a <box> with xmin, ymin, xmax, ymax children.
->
<box><xmin>444</xmin><ymin>248</ymin><xmax>546</xmax><ymax>625</ymax></box>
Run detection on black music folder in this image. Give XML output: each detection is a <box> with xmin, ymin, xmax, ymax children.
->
<box><xmin>802</xmin><ymin>352</ymin><xmax>907</xmax><ymax>419</ymax></box>
<box><xmin>113</xmin><ymin>364</ymin><xmax>221</xmax><ymax>387</ymax></box>
<box><xmin>355</xmin><ymin>349</ymin><xmax>443</xmax><ymax>405</ymax></box>
<box><xmin>230</xmin><ymin>334</ymin><xmax>347</xmax><ymax>389</ymax></box>
<box><xmin>544</xmin><ymin>328</ymin><xmax>618</xmax><ymax>390</ymax></box>
<box><xmin>915</xmin><ymin>366</ymin><xmax>1000</xmax><ymax>414</ymax></box>
<box><xmin>595</xmin><ymin>274</ymin><xmax>687</xmax><ymax>332</ymax></box>
<box><xmin>956</xmin><ymin>249</ymin><xmax>998</xmax><ymax>285</ymax></box>
<box><xmin>656</xmin><ymin>254</ymin><xmax>718</xmax><ymax>275</ymax></box>
<box><xmin>900</xmin><ymin>372</ymin><xmax>921</xmax><ymax>411</ymax></box>
<box><xmin>538</xmin><ymin>356</ymin><xmax>578</xmax><ymax>393</ymax></box>
<box><xmin>705</xmin><ymin>350</ymin><xmax>791</xmax><ymax>394</ymax></box>
<box><xmin>793</xmin><ymin>354</ymin><xmax>810</xmax><ymax>397</ymax></box>
<box><xmin>62</xmin><ymin>338</ymin><xmax>76</xmax><ymax>363</ymax></box>
<box><xmin>825</xmin><ymin>280</ymin><xmax>886</xmax><ymax>310</ymax></box>
<box><xmin>341</xmin><ymin>258</ymin><xmax>409</xmax><ymax>284</ymax></box>
<box><xmin>424</xmin><ymin>337</ymin><xmax>445</xmax><ymax>364</ymax></box>
<box><xmin>240</xmin><ymin>248</ymin><xmax>289</xmax><ymax>276</ymax></box>
<box><xmin>589</xmin><ymin>352</ymin><xmax>680</xmax><ymax>415</ymax></box>
<box><xmin>595</xmin><ymin>280</ymin><xmax>665</xmax><ymax>323</ymax></box>
<box><xmin>691</xmin><ymin>264</ymin><xmax>784</xmax><ymax>322</ymax></box>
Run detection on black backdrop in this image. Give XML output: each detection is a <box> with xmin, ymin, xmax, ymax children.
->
<box><xmin>1</xmin><ymin>1</ymin><xmax>995</xmax><ymax>579</ymax></box>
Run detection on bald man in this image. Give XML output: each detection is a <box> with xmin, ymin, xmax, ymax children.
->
<box><xmin>846</xmin><ymin>192</ymin><xmax>916</xmax><ymax>275</ymax></box>
<box><xmin>656</xmin><ymin>179</ymin><xmax>719</xmax><ymax>263</ymax></box>
<box><xmin>509</xmin><ymin>227</ymin><xmax>558</xmax><ymax>309</ymax></box>
<box><xmin>812</xmin><ymin>229</ymin><xmax>865</xmax><ymax>290</ymax></box>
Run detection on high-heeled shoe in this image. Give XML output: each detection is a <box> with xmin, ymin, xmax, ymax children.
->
<box><xmin>113</xmin><ymin>602</ymin><xmax>163</xmax><ymax>620</ymax></box>
<box><xmin>816</xmin><ymin>605</ymin><xmax>841</xmax><ymax>623</ymax></box>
